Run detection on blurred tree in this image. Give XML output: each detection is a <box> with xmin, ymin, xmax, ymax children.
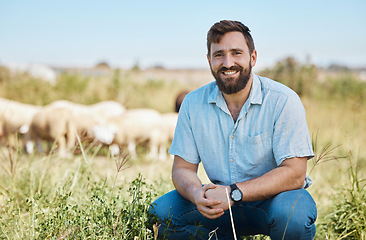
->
<box><xmin>259</xmin><ymin>56</ymin><xmax>318</xmax><ymax>96</ymax></box>
<box><xmin>94</xmin><ymin>61</ymin><xmax>111</xmax><ymax>70</ymax></box>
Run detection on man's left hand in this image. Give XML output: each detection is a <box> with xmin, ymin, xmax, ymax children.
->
<box><xmin>204</xmin><ymin>185</ymin><xmax>233</xmax><ymax>211</ymax></box>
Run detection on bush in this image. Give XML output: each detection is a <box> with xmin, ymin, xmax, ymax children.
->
<box><xmin>33</xmin><ymin>174</ymin><xmax>156</xmax><ymax>239</ymax></box>
<box><xmin>323</xmin><ymin>74</ymin><xmax>366</xmax><ymax>103</ymax></box>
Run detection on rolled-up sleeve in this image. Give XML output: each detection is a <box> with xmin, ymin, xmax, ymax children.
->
<box><xmin>168</xmin><ymin>96</ymin><xmax>201</xmax><ymax>164</ymax></box>
<box><xmin>272</xmin><ymin>93</ymin><xmax>314</xmax><ymax>165</ymax></box>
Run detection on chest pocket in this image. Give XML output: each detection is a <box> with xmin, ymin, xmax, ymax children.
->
<box><xmin>242</xmin><ymin>132</ymin><xmax>273</xmax><ymax>166</ymax></box>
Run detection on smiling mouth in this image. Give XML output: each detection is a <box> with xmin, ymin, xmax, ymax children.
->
<box><xmin>222</xmin><ymin>70</ymin><xmax>239</xmax><ymax>76</ymax></box>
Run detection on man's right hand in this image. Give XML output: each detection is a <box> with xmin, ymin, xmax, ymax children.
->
<box><xmin>192</xmin><ymin>184</ymin><xmax>225</xmax><ymax>219</ymax></box>
<box><xmin>172</xmin><ymin>156</ymin><xmax>225</xmax><ymax>219</ymax></box>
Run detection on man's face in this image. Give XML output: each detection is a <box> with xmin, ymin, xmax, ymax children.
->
<box><xmin>208</xmin><ymin>31</ymin><xmax>256</xmax><ymax>94</ymax></box>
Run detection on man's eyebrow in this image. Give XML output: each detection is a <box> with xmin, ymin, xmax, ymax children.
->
<box><xmin>230</xmin><ymin>48</ymin><xmax>244</xmax><ymax>52</ymax></box>
<box><xmin>212</xmin><ymin>48</ymin><xmax>244</xmax><ymax>55</ymax></box>
<box><xmin>212</xmin><ymin>49</ymin><xmax>224</xmax><ymax>56</ymax></box>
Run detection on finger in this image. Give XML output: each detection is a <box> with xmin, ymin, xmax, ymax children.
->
<box><xmin>201</xmin><ymin>198</ymin><xmax>221</xmax><ymax>207</ymax></box>
<box><xmin>200</xmin><ymin>204</ymin><xmax>224</xmax><ymax>215</ymax></box>
<box><xmin>203</xmin><ymin>183</ymin><xmax>217</xmax><ymax>191</ymax></box>
<box><xmin>199</xmin><ymin>207</ymin><xmax>225</xmax><ymax>219</ymax></box>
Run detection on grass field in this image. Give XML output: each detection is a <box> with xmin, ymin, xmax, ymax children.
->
<box><xmin>0</xmin><ymin>65</ymin><xmax>365</xmax><ymax>239</ymax></box>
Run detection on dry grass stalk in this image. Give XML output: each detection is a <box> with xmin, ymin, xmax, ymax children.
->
<box><xmin>225</xmin><ymin>188</ymin><xmax>237</xmax><ymax>240</ymax></box>
<box><xmin>309</xmin><ymin>131</ymin><xmax>347</xmax><ymax>175</ymax></box>
<box><xmin>153</xmin><ymin>223</ymin><xmax>161</xmax><ymax>240</ymax></box>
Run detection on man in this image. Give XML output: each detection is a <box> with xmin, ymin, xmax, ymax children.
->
<box><xmin>150</xmin><ymin>20</ymin><xmax>317</xmax><ymax>240</ymax></box>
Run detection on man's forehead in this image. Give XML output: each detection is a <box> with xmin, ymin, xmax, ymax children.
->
<box><xmin>210</xmin><ymin>32</ymin><xmax>248</xmax><ymax>53</ymax></box>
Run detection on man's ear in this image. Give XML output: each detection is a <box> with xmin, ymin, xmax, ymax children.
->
<box><xmin>207</xmin><ymin>54</ymin><xmax>211</xmax><ymax>66</ymax></box>
<box><xmin>251</xmin><ymin>50</ymin><xmax>257</xmax><ymax>67</ymax></box>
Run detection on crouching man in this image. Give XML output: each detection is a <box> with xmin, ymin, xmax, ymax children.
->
<box><xmin>150</xmin><ymin>20</ymin><xmax>317</xmax><ymax>240</ymax></box>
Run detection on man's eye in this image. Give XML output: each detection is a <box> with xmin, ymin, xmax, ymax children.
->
<box><xmin>234</xmin><ymin>52</ymin><xmax>242</xmax><ymax>55</ymax></box>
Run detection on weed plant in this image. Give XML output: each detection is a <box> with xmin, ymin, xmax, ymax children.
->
<box><xmin>0</xmin><ymin>146</ymin><xmax>158</xmax><ymax>239</ymax></box>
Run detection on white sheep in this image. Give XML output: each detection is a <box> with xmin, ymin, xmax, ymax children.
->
<box><xmin>106</xmin><ymin>109</ymin><xmax>179</xmax><ymax>161</ymax></box>
<box><xmin>160</xmin><ymin>112</ymin><xmax>178</xmax><ymax>143</ymax></box>
<box><xmin>154</xmin><ymin>112</ymin><xmax>178</xmax><ymax>160</ymax></box>
<box><xmin>88</xmin><ymin>101</ymin><xmax>126</xmax><ymax>116</ymax></box>
<box><xmin>106</xmin><ymin>108</ymin><xmax>166</xmax><ymax>160</ymax></box>
<box><xmin>48</xmin><ymin>100</ymin><xmax>126</xmax><ymax>117</ymax></box>
<box><xmin>47</xmin><ymin>100</ymin><xmax>124</xmax><ymax>145</ymax></box>
<box><xmin>0</xmin><ymin>97</ymin><xmax>41</xmax><ymax>146</ymax></box>
<box><xmin>25</xmin><ymin>105</ymin><xmax>76</xmax><ymax>157</ymax></box>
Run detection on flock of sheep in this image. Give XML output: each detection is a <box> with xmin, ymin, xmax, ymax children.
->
<box><xmin>0</xmin><ymin>96</ymin><xmax>185</xmax><ymax>161</ymax></box>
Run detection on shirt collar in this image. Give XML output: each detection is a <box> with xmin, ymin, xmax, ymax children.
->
<box><xmin>249</xmin><ymin>73</ymin><xmax>263</xmax><ymax>105</ymax></box>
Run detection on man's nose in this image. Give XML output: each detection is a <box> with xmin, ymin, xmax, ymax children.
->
<box><xmin>223</xmin><ymin>54</ymin><xmax>234</xmax><ymax>68</ymax></box>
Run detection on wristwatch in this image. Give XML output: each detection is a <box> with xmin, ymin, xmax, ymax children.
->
<box><xmin>230</xmin><ymin>184</ymin><xmax>243</xmax><ymax>202</ymax></box>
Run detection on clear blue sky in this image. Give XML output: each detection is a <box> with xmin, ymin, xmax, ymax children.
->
<box><xmin>1</xmin><ymin>0</ymin><xmax>365</xmax><ymax>70</ymax></box>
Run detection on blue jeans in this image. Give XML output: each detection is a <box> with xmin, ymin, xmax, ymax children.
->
<box><xmin>150</xmin><ymin>189</ymin><xmax>317</xmax><ymax>240</ymax></box>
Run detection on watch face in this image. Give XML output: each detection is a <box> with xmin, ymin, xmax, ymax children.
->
<box><xmin>231</xmin><ymin>189</ymin><xmax>242</xmax><ymax>201</ymax></box>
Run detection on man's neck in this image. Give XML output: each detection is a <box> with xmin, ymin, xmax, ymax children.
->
<box><xmin>222</xmin><ymin>76</ymin><xmax>253</xmax><ymax>122</ymax></box>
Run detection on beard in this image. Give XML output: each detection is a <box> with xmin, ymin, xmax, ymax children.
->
<box><xmin>211</xmin><ymin>62</ymin><xmax>252</xmax><ymax>95</ymax></box>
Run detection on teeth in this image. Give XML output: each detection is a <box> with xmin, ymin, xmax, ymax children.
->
<box><xmin>223</xmin><ymin>71</ymin><xmax>237</xmax><ymax>75</ymax></box>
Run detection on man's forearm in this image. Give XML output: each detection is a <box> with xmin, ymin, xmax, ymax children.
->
<box><xmin>172</xmin><ymin>155</ymin><xmax>225</xmax><ymax>219</ymax></box>
<box><xmin>172</xmin><ymin>167</ymin><xmax>202</xmax><ymax>204</ymax></box>
<box><xmin>237</xmin><ymin>157</ymin><xmax>307</xmax><ymax>201</ymax></box>
<box><xmin>171</xmin><ymin>155</ymin><xmax>202</xmax><ymax>204</ymax></box>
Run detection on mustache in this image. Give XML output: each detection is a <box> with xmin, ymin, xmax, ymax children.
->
<box><xmin>218</xmin><ymin>65</ymin><xmax>243</xmax><ymax>72</ymax></box>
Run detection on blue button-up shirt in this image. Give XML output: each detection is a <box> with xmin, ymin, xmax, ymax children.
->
<box><xmin>169</xmin><ymin>73</ymin><xmax>314</xmax><ymax>186</ymax></box>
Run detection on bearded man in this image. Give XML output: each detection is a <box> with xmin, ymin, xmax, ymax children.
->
<box><xmin>150</xmin><ymin>20</ymin><xmax>317</xmax><ymax>240</ymax></box>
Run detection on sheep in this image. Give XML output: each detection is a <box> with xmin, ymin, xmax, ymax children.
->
<box><xmin>47</xmin><ymin>100</ymin><xmax>125</xmax><ymax>145</ymax></box>
<box><xmin>105</xmin><ymin>109</ymin><xmax>179</xmax><ymax>161</ymax></box>
<box><xmin>106</xmin><ymin>108</ymin><xmax>165</xmax><ymax>159</ymax></box>
<box><xmin>88</xmin><ymin>101</ymin><xmax>126</xmax><ymax>117</ymax></box>
<box><xmin>0</xmin><ymin>97</ymin><xmax>41</xmax><ymax>146</ymax></box>
<box><xmin>160</xmin><ymin>112</ymin><xmax>178</xmax><ymax>143</ymax></box>
<box><xmin>48</xmin><ymin>100</ymin><xmax>126</xmax><ymax>117</ymax></box>
<box><xmin>25</xmin><ymin>105</ymin><xmax>76</xmax><ymax>157</ymax></box>
<box><xmin>156</xmin><ymin>112</ymin><xmax>178</xmax><ymax>160</ymax></box>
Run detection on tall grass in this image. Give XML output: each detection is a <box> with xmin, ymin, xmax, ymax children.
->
<box><xmin>0</xmin><ymin>144</ymin><xmax>164</xmax><ymax>239</ymax></box>
<box><xmin>0</xmin><ymin>65</ymin><xmax>365</xmax><ymax>239</ymax></box>
<box><xmin>315</xmin><ymin>153</ymin><xmax>366</xmax><ymax>239</ymax></box>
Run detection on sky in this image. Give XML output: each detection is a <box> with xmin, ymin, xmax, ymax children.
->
<box><xmin>1</xmin><ymin>0</ymin><xmax>365</xmax><ymax>70</ymax></box>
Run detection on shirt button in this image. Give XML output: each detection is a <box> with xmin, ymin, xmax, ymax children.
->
<box><xmin>230</xmin><ymin>159</ymin><xmax>234</xmax><ymax>162</ymax></box>
<box><xmin>231</xmin><ymin>135</ymin><xmax>234</xmax><ymax>139</ymax></box>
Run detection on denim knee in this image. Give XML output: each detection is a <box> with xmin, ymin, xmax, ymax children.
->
<box><xmin>148</xmin><ymin>190</ymin><xmax>210</xmax><ymax>240</ymax></box>
<box><xmin>268</xmin><ymin>189</ymin><xmax>317</xmax><ymax>240</ymax></box>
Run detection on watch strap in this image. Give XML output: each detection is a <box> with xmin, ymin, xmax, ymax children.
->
<box><xmin>230</xmin><ymin>183</ymin><xmax>238</xmax><ymax>191</ymax></box>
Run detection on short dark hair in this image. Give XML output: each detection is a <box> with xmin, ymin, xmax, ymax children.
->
<box><xmin>207</xmin><ymin>20</ymin><xmax>255</xmax><ymax>56</ymax></box>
